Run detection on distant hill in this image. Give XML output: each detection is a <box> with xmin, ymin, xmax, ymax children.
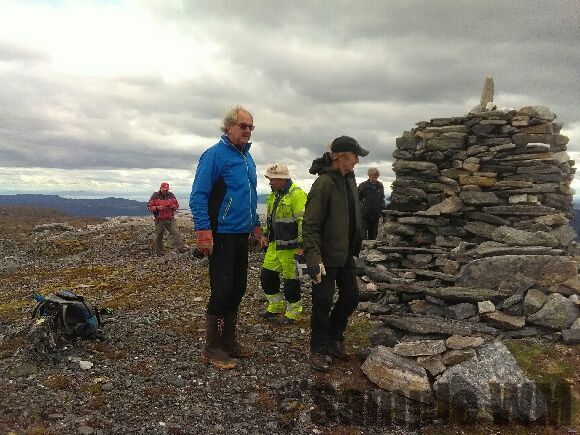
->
<box><xmin>0</xmin><ymin>194</ymin><xmax>149</xmax><ymax>218</ymax></box>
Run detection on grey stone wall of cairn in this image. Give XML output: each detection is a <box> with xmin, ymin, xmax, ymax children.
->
<box><xmin>359</xmin><ymin>104</ymin><xmax>580</xmax><ymax>348</ymax></box>
<box><xmin>358</xmin><ymin>90</ymin><xmax>580</xmax><ymax>423</ymax></box>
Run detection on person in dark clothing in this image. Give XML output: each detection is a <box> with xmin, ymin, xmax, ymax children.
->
<box><xmin>147</xmin><ymin>182</ymin><xmax>186</xmax><ymax>255</ymax></box>
<box><xmin>357</xmin><ymin>167</ymin><xmax>384</xmax><ymax>240</ymax></box>
<box><xmin>302</xmin><ymin>135</ymin><xmax>368</xmax><ymax>372</ymax></box>
<box><xmin>189</xmin><ymin>105</ymin><xmax>263</xmax><ymax>370</ymax></box>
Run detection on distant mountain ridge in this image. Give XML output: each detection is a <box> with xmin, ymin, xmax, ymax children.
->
<box><xmin>0</xmin><ymin>194</ymin><xmax>149</xmax><ymax>218</ymax></box>
<box><xmin>2</xmin><ymin>194</ymin><xmax>579</xmax><ymax>238</ymax></box>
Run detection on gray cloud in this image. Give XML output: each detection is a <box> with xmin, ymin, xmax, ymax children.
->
<box><xmin>0</xmin><ymin>0</ymin><xmax>579</xmax><ymax>194</ymax></box>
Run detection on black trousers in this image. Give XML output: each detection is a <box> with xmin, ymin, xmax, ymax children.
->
<box><xmin>260</xmin><ymin>268</ymin><xmax>301</xmax><ymax>303</ymax></box>
<box><xmin>310</xmin><ymin>265</ymin><xmax>359</xmax><ymax>354</ymax></box>
<box><xmin>207</xmin><ymin>233</ymin><xmax>249</xmax><ymax>316</ymax></box>
<box><xmin>361</xmin><ymin>217</ymin><xmax>379</xmax><ymax>240</ymax></box>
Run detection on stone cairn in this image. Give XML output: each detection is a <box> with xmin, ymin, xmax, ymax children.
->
<box><xmin>358</xmin><ymin>86</ymin><xmax>580</xmax><ymax>422</ymax></box>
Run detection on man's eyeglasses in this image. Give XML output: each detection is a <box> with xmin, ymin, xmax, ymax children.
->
<box><xmin>236</xmin><ymin>123</ymin><xmax>255</xmax><ymax>131</ymax></box>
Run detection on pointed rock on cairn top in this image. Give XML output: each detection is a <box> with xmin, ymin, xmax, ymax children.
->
<box><xmin>472</xmin><ymin>76</ymin><xmax>495</xmax><ymax>113</ymax></box>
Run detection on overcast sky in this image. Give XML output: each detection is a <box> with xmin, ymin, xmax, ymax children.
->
<box><xmin>1</xmin><ymin>0</ymin><xmax>579</xmax><ymax>201</ymax></box>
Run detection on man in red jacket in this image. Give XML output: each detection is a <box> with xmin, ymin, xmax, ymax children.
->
<box><xmin>148</xmin><ymin>182</ymin><xmax>186</xmax><ymax>255</ymax></box>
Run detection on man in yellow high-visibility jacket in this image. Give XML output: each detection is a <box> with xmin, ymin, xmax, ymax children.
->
<box><xmin>259</xmin><ymin>163</ymin><xmax>307</xmax><ymax>324</ymax></box>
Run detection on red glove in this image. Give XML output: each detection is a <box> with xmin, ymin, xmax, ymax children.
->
<box><xmin>196</xmin><ymin>230</ymin><xmax>213</xmax><ymax>256</ymax></box>
<box><xmin>251</xmin><ymin>225</ymin><xmax>263</xmax><ymax>241</ymax></box>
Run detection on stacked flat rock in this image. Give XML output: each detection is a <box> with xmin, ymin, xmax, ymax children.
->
<box><xmin>359</xmin><ymin>105</ymin><xmax>579</xmax><ymax>345</ymax></box>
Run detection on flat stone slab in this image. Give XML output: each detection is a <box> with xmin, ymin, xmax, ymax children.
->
<box><xmin>441</xmin><ymin>348</ymin><xmax>476</xmax><ymax>365</ymax></box>
<box><xmin>445</xmin><ymin>335</ymin><xmax>485</xmax><ymax>350</ymax></box>
<box><xmin>398</xmin><ymin>216</ymin><xmax>448</xmax><ymax>226</ymax></box>
<box><xmin>380</xmin><ymin>313</ymin><xmax>497</xmax><ymax>336</ymax></box>
<box><xmin>464</xmin><ymin>221</ymin><xmax>498</xmax><ymax>238</ymax></box>
<box><xmin>393</xmin><ymin>339</ymin><xmax>447</xmax><ymax>357</ymax></box>
<box><xmin>426</xmin><ymin>196</ymin><xmax>463</xmax><ymax>214</ymax></box>
<box><xmin>393</xmin><ymin>160</ymin><xmax>438</xmax><ymax>172</ymax></box>
<box><xmin>409</xmin><ymin>300</ymin><xmax>447</xmax><ymax>317</ymax></box>
<box><xmin>459</xmin><ymin>191</ymin><xmax>500</xmax><ymax>205</ymax></box>
<box><xmin>455</xmin><ymin>255</ymin><xmax>577</xmax><ymax>290</ymax></box>
<box><xmin>377</xmin><ymin>246</ymin><xmax>445</xmax><ymax>254</ymax></box>
<box><xmin>434</xmin><ymin>341</ymin><xmax>547</xmax><ymax>422</ymax></box>
<box><xmin>466</xmin><ymin>245</ymin><xmax>563</xmax><ymax>258</ymax></box>
<box><xmin>492</xmin><ymin>226</ymin><xmax>560</xmax><ymax>247</ymax></box>
<box><xmin>482</xmin><ymin>312</ymin><xmax>526</xmax><ymax>330</ymax></box>
<box><xmin>482</xmin><ymin>205</ymin><xmax>557</xmax><ymax>215</ymax></box>
<box><xmin>410</xmin><ymin>269</ymin><xmax>456</xmax><ymax>282</ymax></box>
<box><xmin>362</xmin><ymin>345</ymin><xmax>433</xmax><ymax>403</ymax></box>
<box><xmin>549</xmin><ymin>276</ymin><xmax>580</xmax><ymax>296</ymax></box>
<box><xmin>445</xmin><ymin>303</ymin><xmax>477</xmax><ymax>320</ymax></box>
<box><xmin>424</xmin><ymin>286</ymin><xmax>510</xmax><ymax>303</ymax></box>
<box><xmin>379</xmin><ymin>282</ymin><xmax>510</xmax><ymax>303</ymax></box>
<box><xmin>364</xmin><ymin>267</ymin><xmax>396</xmax><ymax>283</ymax></box>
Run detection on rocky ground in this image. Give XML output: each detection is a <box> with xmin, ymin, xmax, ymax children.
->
<box><xmin>0</xmin><ymin>206</ymin><xmax>578</xmax><ymax>434</ymax></box>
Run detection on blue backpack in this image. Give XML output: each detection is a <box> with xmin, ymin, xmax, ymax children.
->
<box><xmin>32</xmin><ymin>290</ymin><xmax>102</xmax><ymax>338</ymax></box>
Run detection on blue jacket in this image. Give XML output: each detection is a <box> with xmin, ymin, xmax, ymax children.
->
<box><xmin>190</xmin><ymin>135</ymin><xmax>260</xmax><ymax>233</ymax></box>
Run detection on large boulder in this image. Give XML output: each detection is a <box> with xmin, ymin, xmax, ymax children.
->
<box><xmin>526</xmin><ymin>293</ymin><xmax>579</xmax><ymax>330</ymax></box>
<box><xmin>433</xmin><ymin>341</ymin><xmax>546</xmax><ymax>422</ymax></box>
<box><xmin>455</xmin><ymin>255</ymin><xmax>577</xmax><ymax>290</ymax></box>
<box><xmin>523</xmin><ymin>289</ymin><xmax>548</xmax><ymax>316</ymax></box>
<box><xmin>362</xmin><ymin>345</ymin><xmax>433</xmax><ymax>403</ymax></box>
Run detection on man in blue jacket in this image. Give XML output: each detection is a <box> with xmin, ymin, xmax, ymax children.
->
<box><xmin>190</xmin><ymin>105</ymin><xmax>263</xmax><ymax>370</ymax></box>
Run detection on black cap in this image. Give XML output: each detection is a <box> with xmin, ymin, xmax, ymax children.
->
<box><xmin>330</xmin><ymin>135</ymin><xmax>369</xmax><ymax>157</ymax></box>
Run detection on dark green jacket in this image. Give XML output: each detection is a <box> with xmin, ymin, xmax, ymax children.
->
<box><xmin>303</xmin><ymin>153</ymin><xmax>363</xmax><ymax>268</ymax></box>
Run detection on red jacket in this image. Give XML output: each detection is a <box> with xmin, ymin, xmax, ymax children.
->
<box><xmin>148</xmin><ymin>191</ymin><xmax>179</xmax><ymax>220</ymax></box>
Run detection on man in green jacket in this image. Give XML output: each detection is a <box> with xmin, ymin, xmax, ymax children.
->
<box><xmin>260</xmin><ymin>163</ymin><xmax>307</xmax><ymax>324</ymax></box>
<box><xmin>302</xmin><ymin>136</ymin><xmax>368</xmax><ymax>372</ymax></box>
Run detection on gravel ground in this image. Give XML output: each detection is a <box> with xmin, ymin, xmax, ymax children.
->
<box><xmin>0</xmin><ymin>212</ymin><xmax>422</xmax><ymax>434</ymax></box>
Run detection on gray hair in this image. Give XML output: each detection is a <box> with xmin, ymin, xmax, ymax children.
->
<box><xmin>220</xmin><ymin>105</ymin><xmax>252</xmax><ymax>133</ymax></box>
<box><xmin>368</xmin><ymin>167</ymin><xmax>380</xmax><ymax>177</ymax></box>
<box><xmin>329</xmin><ymin>151</ymin><xmax>346</xmax><ymax>160</ymax></box>
<box><xmin>326</xmin><ymin>143</ymin><xmax>344</xmax><ymax>161</ymax></box>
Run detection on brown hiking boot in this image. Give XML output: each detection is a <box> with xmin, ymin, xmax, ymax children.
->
<box><xmin>202</xmin><ymin>314</ymin><xmax>236</xmax><ymax>369</ymax></box>
<box><xmin>223</xmin><ymin>311</ymin><xmax>255</xmax><ymax>358</ymax></box>
<box><xmin>309</xmin><ymin>353</ymin><xmax>331</xmax><ymax>372</ymax></box>
<box><xmin>201</xmin><ymin>347</ymin><xmax>236</xmax><ymax>369</ymax></box>
<box><xmin>328</xmin><ymin>340</ymin><xmax>349</xmax><ymax>360</ymax></box>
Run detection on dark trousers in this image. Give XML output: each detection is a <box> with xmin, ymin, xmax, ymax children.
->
<box><xmin>207</xmin><ymin>233</ymin><xmax>249</xmax><ymax>316</ymax></box>
<box><xmin>260</xmin><ymin>268</ymin><xmax>301</xmax><ymax>303</ymax></box>
<box><xmin>310</xmin><ymin>265</ymin><xmax>359</xmax><ymax>354</ymax></box>
<box><xmin>361</xmin><ymin>217</ymin><xmax>379</xmax><ymax>240</ymax></box>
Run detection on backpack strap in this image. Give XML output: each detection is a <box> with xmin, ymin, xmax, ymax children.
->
<box><xmin>31</xmin><ymin>300</ymin><xmax>47</xmax><ymax>319</ymax></box>
<box><xmin>59</xmin><ymin>304</ymin><xmax>75</xmax><ymax>335</ymax></box>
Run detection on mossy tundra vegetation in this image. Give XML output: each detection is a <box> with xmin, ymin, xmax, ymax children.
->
<box><xmin>0</xmin><ymin>205</ymin><xmax>578</xmax><ymax>434</ymax></box>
